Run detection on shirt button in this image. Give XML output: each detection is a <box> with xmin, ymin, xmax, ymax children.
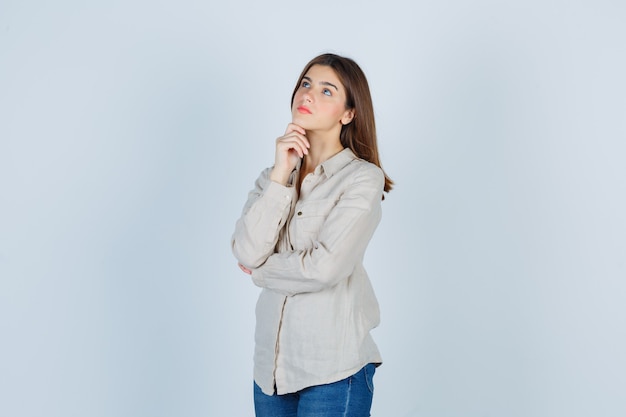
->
<box><xmin>297</xmin><ymin>211</ymin><xmax>302</xmax><ymax>216</ymax></box>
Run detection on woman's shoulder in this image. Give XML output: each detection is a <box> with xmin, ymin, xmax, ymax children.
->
<box><xmin>342</xmin><ymin>156</ymin><xmax>384</xmax><ymax>193</ymax></box>
<box><xmin>348</xmin><ymin>155</ymin><xmax>384</xmax><ymax>180</ymax></box>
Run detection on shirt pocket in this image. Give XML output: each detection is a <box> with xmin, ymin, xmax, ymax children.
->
<box><xmin>291</xmin><ymin>198</ymin><xmax>337</xmax><ymax>247</ymax></box>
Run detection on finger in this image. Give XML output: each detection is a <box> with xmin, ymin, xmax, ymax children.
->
<box><xmin>279</xmin><ymin>132</ymin><xmax>310</xmax><ymax>150</ymax></box>
<box><xmin>280</xmin><ymin>141</ymin><xmax>307</xmax><ymax>157</ymax></box>
<box><xmin>277</xmin><ymin>136</ymin><xmax>309</xmax><ymax>156</ymax></box>
<box><xmin>285</xmin><ymin>123</ymin><xmax>307</xmax><ymax>136</ymax></box>
<box><xmin>238</xmin><ymin>263</ymin><xmax>252</xmax><ymax>274</ymax></box>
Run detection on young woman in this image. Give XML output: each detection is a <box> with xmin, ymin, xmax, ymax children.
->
<box><xmin>232</xmin><ymin>53</ymin><xmax>393</xmax><ymax>417</ymax></box>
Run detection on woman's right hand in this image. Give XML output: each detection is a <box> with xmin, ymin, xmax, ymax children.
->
<box><xmin>270</xmin><ymin>123</ymin><xmax>310</xmax><ymax>185</ymax></box>
<box><xmin>238</xmin><ymin>263</ymin><xmax>252</xmax><ymax>275</ymax></box>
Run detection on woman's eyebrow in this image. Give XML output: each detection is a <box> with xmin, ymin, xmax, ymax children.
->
<box><xmin>303</xmin><ymin>76</ymin><xmax>339</xmax><ymax>92</ymax></box>
<box><xmin>320</xmin><ymin>81</ymin><xmax>339</xmax><ymax>91</ymax></box>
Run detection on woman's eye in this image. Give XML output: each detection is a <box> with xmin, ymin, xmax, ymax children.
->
<box><xmin>323</xmin><ymin>88</ymin><xmax>331</xmax><ymax>96</ymax></box>
<box><xmin>302</xmin><ymin>81</ymin><xmax>310</xmax><ymax>88</ymax></box>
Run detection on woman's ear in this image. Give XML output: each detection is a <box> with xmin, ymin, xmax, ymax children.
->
<box><xmin>341</xmin><ymin>109</ymin><xmax>355</xmax><ymax>125</ymax></box>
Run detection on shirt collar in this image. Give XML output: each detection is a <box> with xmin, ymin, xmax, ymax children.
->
<box><xmin>316</xmin><ymin>148</ymin><xmax>357</xmax><ymax>178</ymax></box>
<box><xmin>290</xmin><ymin>148</ymin><xmax>358</xmax><ymax>186</ymax></box>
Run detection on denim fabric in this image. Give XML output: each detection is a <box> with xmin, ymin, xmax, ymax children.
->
<box><xmin>254</xmin><ymin>363</ymin><xmax>376</xmax><ymax>417</ymax></box>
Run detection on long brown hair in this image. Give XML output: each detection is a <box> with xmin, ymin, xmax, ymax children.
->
<box><xmin>291</xmin><ymin>53</ymin><xmax>394</xmax><ymax>195</ymax></box>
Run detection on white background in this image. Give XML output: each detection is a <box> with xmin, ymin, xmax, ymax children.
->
<box><xmin>1</xmin><ymin>1</ymin><xmax>625</xmax><ymax>416</ymax></box>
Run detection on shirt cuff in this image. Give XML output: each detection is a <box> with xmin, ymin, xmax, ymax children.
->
<box><xmin>263</xmin><ymin>180</ymin><xmax>296</xmax><ymax>206</ymax></box>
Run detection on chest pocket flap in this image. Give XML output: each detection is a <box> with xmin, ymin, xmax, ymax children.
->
<box><xmin>292</xmin><ymin>198</ymin><xmax>338</xmax><ymax>237</ymax></box>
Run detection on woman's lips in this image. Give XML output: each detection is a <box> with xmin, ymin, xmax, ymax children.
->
<box><xmin>297</xmin><ymin>106</ymin><xmax>312</xmax><ymax>114</ymax></box>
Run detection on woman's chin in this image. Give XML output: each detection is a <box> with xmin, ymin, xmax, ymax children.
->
<box><xmin>291</xmin><ymin>117</ymin><xmax>312</xmax><ymax>130</ymax></box>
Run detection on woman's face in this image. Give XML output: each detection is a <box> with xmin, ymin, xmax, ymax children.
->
<box><xmin>291</xmin><ymin>65</ymin><xmax>354</xmax><ymax>134</ymax></box>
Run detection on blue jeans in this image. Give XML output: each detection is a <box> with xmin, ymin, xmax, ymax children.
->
<box><xmin>253</xmin><ymin>363</ymin><xmax>376</xmax><ymax>417</ymax></box>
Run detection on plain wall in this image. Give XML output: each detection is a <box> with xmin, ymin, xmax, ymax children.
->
<box><xmin>1</xmin><ymin>1</ymin><xmax>625</xmax><ymax>416</ymax></box>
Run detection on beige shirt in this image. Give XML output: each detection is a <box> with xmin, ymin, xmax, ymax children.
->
<box><xmin>231</xmin><ymin>148</ymin><xmax>384</xmax><ymax>395</ymax></box>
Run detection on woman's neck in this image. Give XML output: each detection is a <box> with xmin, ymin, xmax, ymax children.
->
<box><xmin>301</xmin><ymin>131</ymin><xmax>344</xmax><ymax>172</ymax></box>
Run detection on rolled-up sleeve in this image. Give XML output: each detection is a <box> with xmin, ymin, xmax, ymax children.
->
<box><xmin>251</xmin><ymin>165</ymin><xmax>384</xmax><ymax>295</ymax></box>
<box><xmin>231</xmin><ymin>168</ymin><xmax>296</xmax><ymax>269</ymax></box>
